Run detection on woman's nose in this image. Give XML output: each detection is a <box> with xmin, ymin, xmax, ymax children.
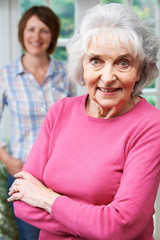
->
<box><xmin>100</xmin><ymin>64</ymin><xmax>116</xmax><ymax>84</ymax></box>
<box><xmin>33</xmin><ymin>31</ymin><xmax>41</xmax><ymax>40</ymax></box>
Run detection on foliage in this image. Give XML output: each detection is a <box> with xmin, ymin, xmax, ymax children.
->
<box><xmin>143</xmin><ymin>95</ymin><xmax>156</xmax><ymax>106</ymax></box>
<box><xmin>53</xmin><ymin>47</ymin><xmax>67</xmax><ymax>61</ymax></box>
<box><xmin>132</xmin><ymin>0</ymin><xmax>156</xmax><ymax>28</ymax></box>
<box><xmin>146</xmin><ymin>79</ymin><xmax>155</xmax><ymax>88</ymax></box>
<box><xmin>0</xmin><ymin>162</ymin><xmax>18</xmax><ymax>240</ymax></box>
<box><xmin>102</xmin><ymin>0</ymin><xmax>156</xmax><ymax>28</ymax></box>
<box><xmin>50</xmin><ymin>0</ymin><xmax>74</xmax><ymax>38</ymax></box>
<box><xmin>50</xmin><ymin>0</ymin><xmax>74</xmax><ymax>61</ymax></box>
<box><xmin>20</xmin><ymin>0</ymin><xmax>44</xmax><ymax>14</ymax></box>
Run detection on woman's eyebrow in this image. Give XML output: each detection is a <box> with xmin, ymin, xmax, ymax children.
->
<box><xmin>87</xmin><ymin>52</ymin><xmax>101</xmax><ymax>57</ymax></box>
<box><xmin>117</xmin><ymin>53</ymin><xmax>132</xmax><ymax>58</ymax></box>
<box><xmin>86</xmin><ymin>52</ymin><xmax>133</xmax><ymax>61</ymax></box>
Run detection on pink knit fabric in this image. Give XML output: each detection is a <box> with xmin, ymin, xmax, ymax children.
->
<box><xmin>14</xmin><ymin>94</ymin><xmax>160</xmax><ymax>239</ymax></box>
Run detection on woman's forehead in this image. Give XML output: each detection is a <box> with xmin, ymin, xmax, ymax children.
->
<box><xmin>87</xmin><ymin>38</ymin><xmax>134</xmax><ymax>58</ymax></box>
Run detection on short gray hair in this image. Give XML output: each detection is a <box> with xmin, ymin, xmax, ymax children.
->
<box><xmin>66</xmin><ymin>3</ymin><xmax>159</xmax><ymax>95</ymax></box>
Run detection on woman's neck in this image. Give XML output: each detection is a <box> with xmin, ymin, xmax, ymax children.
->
<box><xmin>86</xmin><ymin>95</ymin><xmax>141</xmax><ymax>119</ymax></box>
<box><xmin>21</xmin><ymin>53</ymin><xmax>50</xmax><ymax>85</ymax></box>
<box><xmin>22</xmin><ymin>53</ymin><xmax>49</xmax><ymax>72</ymax></box>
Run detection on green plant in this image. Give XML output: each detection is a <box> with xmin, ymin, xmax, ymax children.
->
<box><xmin>0</xmin><ymin>162</ymin><xmax>18</xmax><ymax>240</ymax></box>
<box><xmin>143</xmin><ymin>95</ymin><xmax>156</xmax><ymax>106</ymax></box>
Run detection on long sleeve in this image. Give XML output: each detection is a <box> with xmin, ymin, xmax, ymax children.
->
<box><xmin>51</xmin><ymin>118</ymin><xmax>160</xmax><ymax>240</ymax></box>
<box><xmin>13</xmin><ymin>96</ymin><xmax>160</xmax><ymax>239</ymax></box>
<box><xmin>13</xmin><ymin>101</ymin><xmax>76</xmax><ymax>236</ymax></box>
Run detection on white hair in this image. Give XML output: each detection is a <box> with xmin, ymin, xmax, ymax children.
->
<box><xmin>66</xmin><ymin>3</ymin><xmax>159</xmax><ymax>95</ymax></box>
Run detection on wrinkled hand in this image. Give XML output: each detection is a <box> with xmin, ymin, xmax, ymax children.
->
<box><xmin>7</xmin><ymin>171</ymin><xmax>60</xmax><ymax>213</ymax></box>
<box><xmin>5</xmin><ymin>157</ymin><xmax>24</xmax><ymax>176</ymax></box>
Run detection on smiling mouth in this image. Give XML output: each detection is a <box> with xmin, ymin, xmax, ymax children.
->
<box><xmin>31</xmin><ymin>42</ymin><xmax>43</xmax><ymax>47</ymax></box>
<box><xmin>98</xmin><ymin>87</ymin><xmax>120</xmax><ymax>92</ymax></box>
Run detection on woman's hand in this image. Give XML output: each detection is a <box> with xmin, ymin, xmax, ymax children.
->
<box><xmin>7</xmin><ymin>171</ymin><xmax>60</xmax><ymax>213</ymax></box>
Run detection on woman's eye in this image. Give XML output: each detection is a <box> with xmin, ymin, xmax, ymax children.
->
<box><xmin>42</xmin><ymin>29</ymin><xmax>49</xmax><ymax>33</ymax></box>
<box><xmin>28</xmin><ymin>28</ymin><xmax>34</xmax><ymax>32</ymax></box>
<box><xmin>118</xmin><ymin>60</ymin><xmax>129</xmax><ymax>68</ymax></box>
<box><xmin>90</xmin><ymin>58</ymin><xmax>101</xmax><ymax>65</ymax></box>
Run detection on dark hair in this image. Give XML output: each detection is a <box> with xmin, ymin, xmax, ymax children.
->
<box><xmin>18</xmin><ymin>6</ymin><xmax>60</xmax><ymax>55</ymax></box>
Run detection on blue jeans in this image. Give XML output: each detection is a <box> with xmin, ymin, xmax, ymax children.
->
<box><xmin>7</xmin><ymin>174</ymin><xmax>40</xmax><ymax>240</ymax></box>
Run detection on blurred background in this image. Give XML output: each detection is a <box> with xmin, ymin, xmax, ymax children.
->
<box><xmin>0</xmin><ymin>0</ymin><xmax>160</xmax><ymax>239</ymax></box>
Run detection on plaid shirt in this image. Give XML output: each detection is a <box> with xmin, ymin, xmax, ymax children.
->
<box><xmin>0</xmin><ymin>56</ymin><xmax>76</xmax><ymax>162</ymax></box>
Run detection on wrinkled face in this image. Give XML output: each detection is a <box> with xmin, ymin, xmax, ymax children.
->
<box><xmin>82</xmin><ymin>38</ymin><xmax>141</xmax><ymax>117</ymax></box>
<box><xmin>23</xmin><ymin>15</ymin><xmax>52</xmax><ymax>56</ymax></box>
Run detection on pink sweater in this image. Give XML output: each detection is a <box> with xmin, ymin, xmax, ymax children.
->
<box><xmin>14</xmin><ymin>94</ymin><xmax>160</xmax><ymax>240</ymax></box>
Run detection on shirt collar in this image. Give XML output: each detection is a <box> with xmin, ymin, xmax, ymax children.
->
<box><xmin>14</xmin><ymin>55</ymin><xmax>57</xmax><ymax>77</ymax></box>
<box><xmin>14</xmin><ymin>55</ymin><xmax>25</xmax><ymax>77</ymax></box>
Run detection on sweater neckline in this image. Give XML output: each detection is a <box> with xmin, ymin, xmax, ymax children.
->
<box><xmin>81</xmin><ymin>94</ymin><xmax>146</xmax><ymax>123</ymax></box>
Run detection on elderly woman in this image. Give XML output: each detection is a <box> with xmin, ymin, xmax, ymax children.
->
<box><xmin>8</xmin><ymin>3</ymin><xmax>160</xmax><ymax>240</ymax></box>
